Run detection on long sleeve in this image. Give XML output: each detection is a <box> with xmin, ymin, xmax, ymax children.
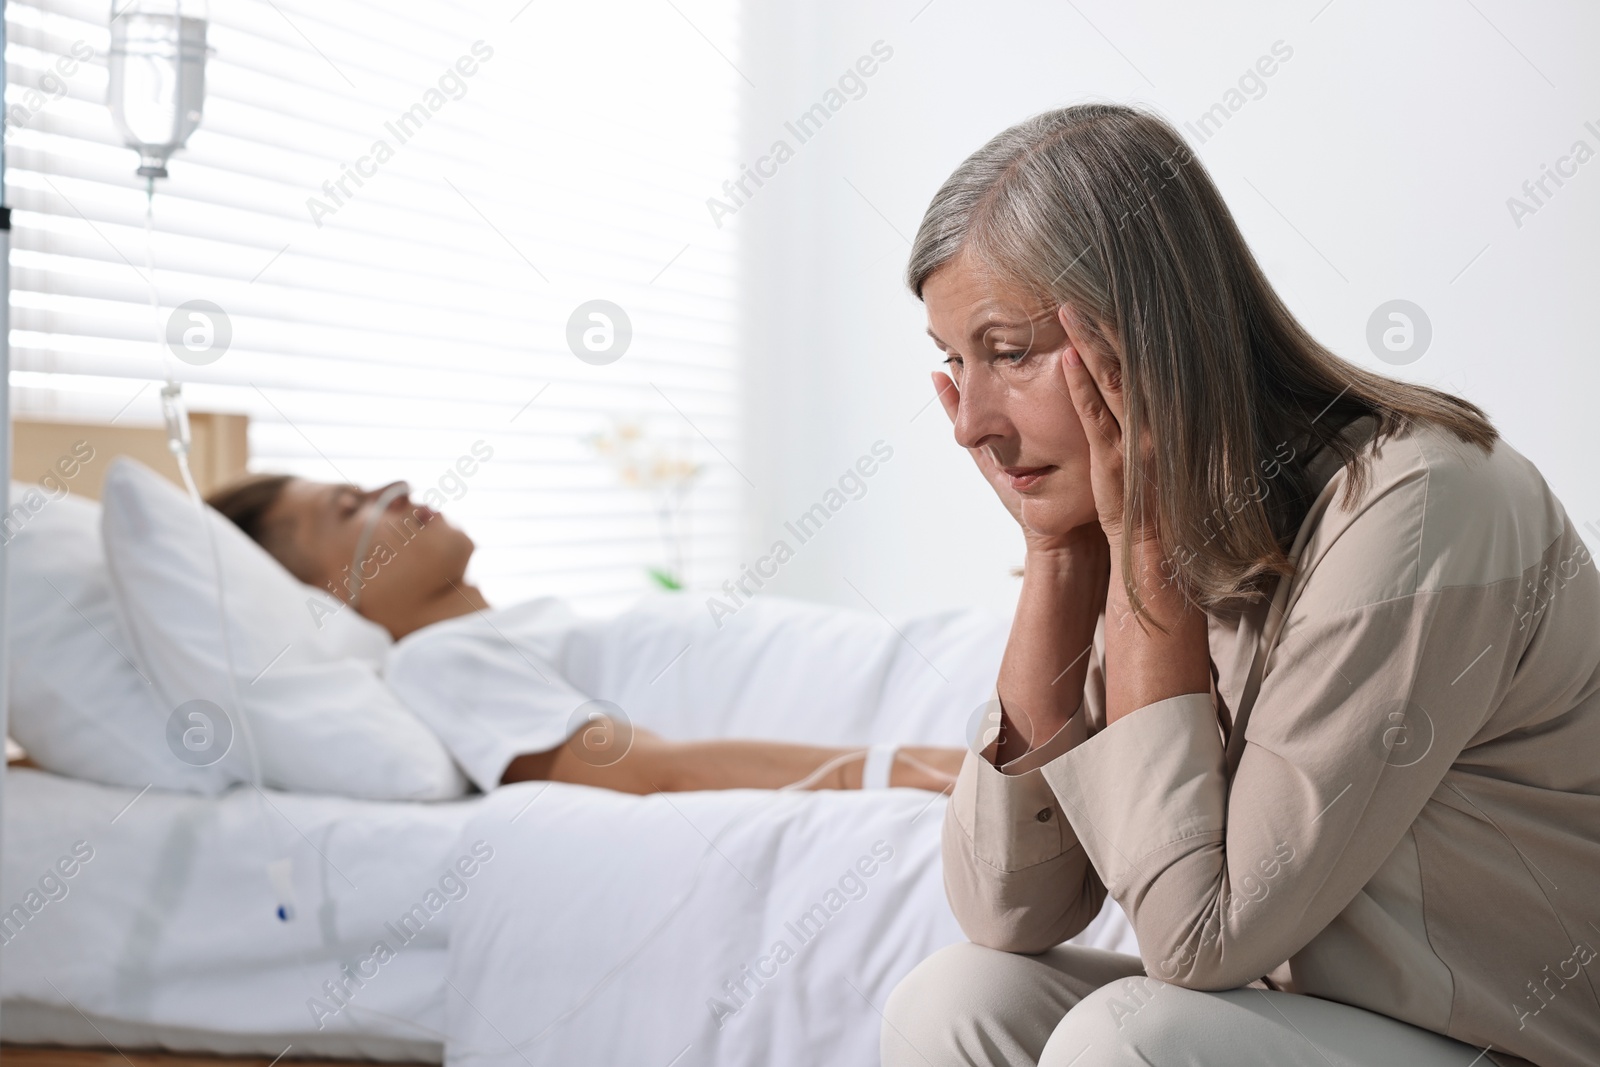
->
<box><xmin>942</xmin><ymin>535</ymin><xmax>1507</xmax><ymax>985</ymax></box>
<box><xmin>938</xmin><ymin>425</ymin><xmax>1600</xmax><ymax>1067</ymax></box>
<box><xmin>941</xmin><ymin>698</ymin><xmax>1104</xmax><ymax>952</ymax></box>
<box><xmin>1045</xmin><ymin>585</ymin><xmax>1506</xmax><ymax>988</ymax></box>
<box><xmin>941</xmin><ymin>610</ymin><xmax>1115</xmax><ymax>952</ymax></box>
<box><xmin>941</xmin><ymin>424</ymin><xmax>1520</xmax><ymax>985</ymax></box>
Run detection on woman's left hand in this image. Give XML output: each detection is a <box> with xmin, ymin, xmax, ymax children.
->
<box><xmin>1057</xmin><ymin>308</ymin><xmax>1208</xmax><ymax>723</ymax></box>
<box><xmin>1056</xmin><ymin>306</ymin><xmax>1157</xmax><ymax>551</ymax></box>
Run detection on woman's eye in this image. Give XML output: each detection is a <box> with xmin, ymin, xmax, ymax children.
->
<box><xmin>995</xmin><ymin>350</ymin><xmax>1028</xmax><ymax>364</ymax></box>
<box><xmin>942</xmin><ymin>355</ymin><xmax>962</xmax><ymax>368</ymax></box>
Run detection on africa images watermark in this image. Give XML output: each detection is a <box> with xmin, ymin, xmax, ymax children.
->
<box><xmin>705</xmin><ymin>40</ymin><xmax>895</xmax><ymax>228</ymax></box>
<box><xmin>705</xmin><ymin>839</ymin><xmax>896</xmax><ymax>1029</ymax></box>
<box><xmin>1181</xmin><ymin>40</ymin><xmax>1294</xmax><ymax>145</ymax></box>
<box><xmin>306</xmin><ymin>41</ymin><xmax>496</xmax><ymax>228</ymax></box>
<box><xmin>1505</xmin><ymin>116</ymin><xmax>1600</xmax><ymax>230</ymax></box>
<box><xmin>307</xmin><ymin>439</ymin><xmax>496</xmax><ymax>631</ymax></box>
<box><xmin>1511</xmin><ymin>533</ymin><xmax>1595</xmax><ymax>633</ymax></box>
<box><xmin>1154</xmin><ymin>439</ymin><xmax>1297</xmax><ymax>584</ymax></box>
<box><xmin>305</xmin><ymin>839</ymin><xmax>496</xmax><ymax>1029</ymax></box>
<box><xmin>1136</xmin><ymin>839</ymin><xmax>1296</xmax><ymax>995</ymax></box>
<box><xmin>6</xmin><ymin>41</ymin><xmax>94</xmax><ymax>139</ymax></box>
<box><xmin>1513</xmin><ymin>937</ymin><xmax>1598</xmax><ymax>1031</ymax></box>
<box><xmin>0</xmin><ymin>841</ymin><xmax>96</xmax><ymax>946</ymax></box>
<box><xmin>1078</xmin><ymin>40</ymin><xmax>1290</xmax><ymax>243</ymax></box>
<box><xmin>704</xmin><ymin>440</ymin><xmax>894</xmax><ymax>628</ymax></box>
<box><xmin>2</xmin><ymin>440</ymin><xmax>97</xmax><ymax>546</ymax></box>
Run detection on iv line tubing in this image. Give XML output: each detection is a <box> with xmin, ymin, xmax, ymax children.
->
<box><xmin>144</xmin><ymin>178</ymin><xmax>290</xmax><ymax>916</ymax></box>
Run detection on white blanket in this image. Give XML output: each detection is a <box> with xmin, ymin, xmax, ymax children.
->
<box><xmin>446</xmin><ymin>784</ymin><xmax>1135</xmax><ymax>1067</ymax></box>
<box><xmin>438</xmin><ymin>594</ymin><xmax>1138</xmax><ymax>1067</ymax></box>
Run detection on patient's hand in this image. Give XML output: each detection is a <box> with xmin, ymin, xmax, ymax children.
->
<box><xmin>507</xmin><ymin>730</ymin><xmax>962</xmax><ymax>797</ymax></box>
<box><xmin>890</xmin><ymin>746</ymin><xmax>962</xmax><ymax>792</ymax></box>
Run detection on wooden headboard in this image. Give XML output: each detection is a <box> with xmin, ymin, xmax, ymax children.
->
<box><xmin>12</xmin><ymin>413</ymin><xmax>249</xmax><ymax>500</ymax></box>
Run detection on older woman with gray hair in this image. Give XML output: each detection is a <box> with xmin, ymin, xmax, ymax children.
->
<box><xmin>883</xmin><ymin>104</ymin><xmax>1599</xmax><ymax>1067</ymax></box>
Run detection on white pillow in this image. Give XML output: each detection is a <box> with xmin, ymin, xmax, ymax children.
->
<box><xmin>7</xmin><ymin>482</ymin><xmax>233</xmax><ymax>792</ymax></box>
<box><xmin>98</xmin><ymin>458</ymin><xmax>468</xmax><ymax>799</ymax></box>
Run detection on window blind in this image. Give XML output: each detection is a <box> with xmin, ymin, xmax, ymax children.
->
<box><xmin>5</xmin><ymin>0</ymin><xmax>744</xmax><ymax>614</ymax></box>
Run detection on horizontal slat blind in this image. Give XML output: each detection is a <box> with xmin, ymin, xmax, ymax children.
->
<box><xmin>6</xmin><ymin>0</ymin><xmax>743</xmax><ymax>613</ymax></box>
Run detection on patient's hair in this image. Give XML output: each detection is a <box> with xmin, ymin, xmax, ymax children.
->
<box><xmin>907</xmin><ymin>103</ymin><xmax>1497</xmax><ymax>615</ymax></box>
<box><xmin>206</xmin><ymin>473</ymin><xmax>316</xmax><ymax>582</ymax></box>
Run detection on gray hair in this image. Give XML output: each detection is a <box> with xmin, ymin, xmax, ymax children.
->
<box><xmin>908</xmin><ymin>104</ymin><xmax>1495</xmax><ymax>613</ymax></box>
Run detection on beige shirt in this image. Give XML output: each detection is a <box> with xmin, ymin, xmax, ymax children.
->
<box><xmin>944</xmin><ymin>417</ymin><xmax>1600</xmax><ymax>1067</ymax></box>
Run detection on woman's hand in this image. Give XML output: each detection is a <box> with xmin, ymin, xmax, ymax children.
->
<box><xmin>1057</xmin><ymin>307</ymin><xmax>1210</xmax><ymax>725</ymax></box>
<box><xmin>1056</xmin><ymin>307</ymin><xmax>1158</xmax><ymax>552</ymax></box>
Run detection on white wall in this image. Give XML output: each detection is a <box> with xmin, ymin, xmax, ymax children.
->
<box><xmin>728</xmin><ymin>0</ymin><xmax>1600</xmax><ymax>622</ymax></box>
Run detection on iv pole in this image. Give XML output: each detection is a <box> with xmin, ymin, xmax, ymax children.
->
<box><xmin>0</xmin><ymin>0</ymin><xmax>15</xmax><ymax>1041</ymax></box>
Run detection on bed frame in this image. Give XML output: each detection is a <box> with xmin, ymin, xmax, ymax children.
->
<box><xmin>11</xmin><ymin>412</ymin><xmax>250</xmax><ymax>501</ymax></box>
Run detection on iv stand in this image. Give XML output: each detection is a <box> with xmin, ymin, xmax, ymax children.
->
<box><xmin>0</xmin><ymin>0</ymin><xmax>16</xmax><ymax>1042</ymax></box>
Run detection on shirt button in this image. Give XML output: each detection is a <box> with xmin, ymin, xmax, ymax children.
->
<box><xmin>1035</xmin><ymin>807</ymin><xmax>1053</xmax><ymax>823</ymax></box>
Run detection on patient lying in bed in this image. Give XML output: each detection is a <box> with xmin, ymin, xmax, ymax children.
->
<box><xmin>206</xmin><ymin>474</ymin><xmax>963</xmax><ymax>796</ymax></box>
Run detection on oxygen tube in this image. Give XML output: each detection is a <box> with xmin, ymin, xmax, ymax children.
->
<box><xmin>344</xmin><ymin>481</ymin><xmax>411</xmax><ymax>609</ymax></box>
<box><xmin>143</xmin><ymin>177</ymin><xmax>295</xmax><ymax>922</ymax></box>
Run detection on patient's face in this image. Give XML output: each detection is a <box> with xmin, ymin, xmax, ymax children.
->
<box><xmin>265</xmin><ymin>478</ymin><xmax>475</xmax><ymax>613</ymax></box>
<box><xmin>922</xmin><ymin>250</ymin><xmax>1097</xmax><ymax>538</ymax></box>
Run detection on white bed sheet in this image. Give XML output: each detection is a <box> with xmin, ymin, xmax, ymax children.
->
<box><xmin>0</xmin><ymin>768</ymin><xmax>482</xmax><ymax>1058</ymax></box>
<box><xmin>4</xmin><ymin>593</ymin><xmax>1139</xmax><ymax>1063</ymax></box>
<box><xmin>445</xmin><ymin>783</ymin><xmax>1137</xmax><ymax>1067</ymax></box>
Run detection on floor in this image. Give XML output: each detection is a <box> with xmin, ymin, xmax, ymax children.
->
<box><xmin>0</xmin><ymin>1049</ymin><xmax>428</xmax><ymax>1067</ymax></box>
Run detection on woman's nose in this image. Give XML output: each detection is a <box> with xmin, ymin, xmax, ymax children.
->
<box><xmin>952</xmin><ymin>370</ymin><xmax>1008</xmax><ymax>451</ymax></box>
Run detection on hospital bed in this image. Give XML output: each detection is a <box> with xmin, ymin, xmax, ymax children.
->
<box><xmin>2</xmin><ymin>414</ymin><xmax>1136</xmax><ymax>1067</ymax></box>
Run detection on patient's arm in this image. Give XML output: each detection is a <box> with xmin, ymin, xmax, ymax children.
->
<box><xmin>501</xmin><ymin>728</ymin><xmax>961</xmax><ymax>795</ymax></box>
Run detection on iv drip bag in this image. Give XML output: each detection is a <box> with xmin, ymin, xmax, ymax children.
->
<box><xmin>107</xmin><ymin>1</ymin><xmax>209</xmax><ymax>179</ymax></box>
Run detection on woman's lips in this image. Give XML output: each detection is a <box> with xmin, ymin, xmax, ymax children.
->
<box><xmin>1003</xmin><ymin>466</ymin><xmax>1055</xmax><ymax>492</ymax></box>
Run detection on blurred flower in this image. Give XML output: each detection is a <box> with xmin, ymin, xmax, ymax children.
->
<box><xmin>588</xmin><ymin>417</ymin><xmax>703</xmax><ymax>589</ymax></box>
<box><xmin>589</xmin><ymin>418</ymin><xmax>702</xmax><ymax>493</ymax></box>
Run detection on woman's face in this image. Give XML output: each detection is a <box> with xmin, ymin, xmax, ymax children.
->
<box><xmin>264</xmin><ymin>478</ymin><xmax>475</xmax><ymax>617</ymax></box>
<box><xmin>922</xmin><ymin>249</ymin><xmax>1099</xmax><ymax>538</ymax></box>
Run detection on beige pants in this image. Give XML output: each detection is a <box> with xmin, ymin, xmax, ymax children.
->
<box><xmin>882</xmin><ymin>942</ymin><xmax>1483</xmax><ymax>1066</ymax></box>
